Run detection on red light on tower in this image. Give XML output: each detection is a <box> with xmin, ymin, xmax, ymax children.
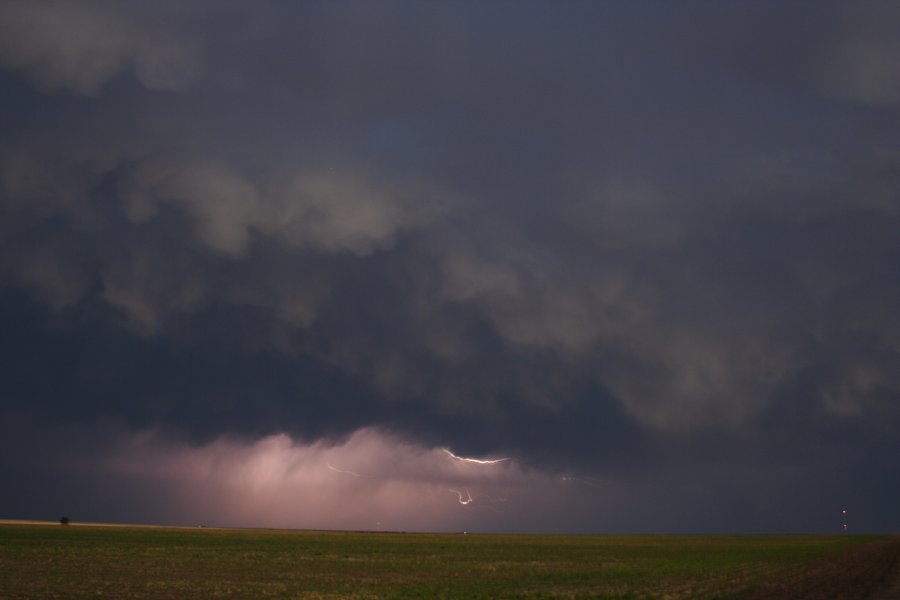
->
<box><xmin>841</xmin><ymin>508</ymin><xmax>848</xmax><ymax>533</ymax></box>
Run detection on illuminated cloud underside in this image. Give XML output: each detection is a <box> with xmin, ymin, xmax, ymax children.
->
<box><xmin>0</xmin><ymin>1</ymin><xmax>897</xmax><ymax>534</ymax></box>
<box><xmin>95</xmin><ymin>428</ymin><xmax>577</xmax><ymax>532</ymax></box>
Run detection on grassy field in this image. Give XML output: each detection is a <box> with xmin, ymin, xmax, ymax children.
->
<box><xmin>0</xmin><ymin>523</ymin><xmax>897</xmax><ymax>599</ymax></box>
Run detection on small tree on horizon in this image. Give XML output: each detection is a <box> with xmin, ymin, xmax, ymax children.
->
<box><xmin>59</xmin><ymin>516</ymin><xmax>69</xmax><ymax>525</ymax></box>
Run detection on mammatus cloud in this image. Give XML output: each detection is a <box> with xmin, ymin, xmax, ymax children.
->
<box><xmin>120</xmin><ymin>159</ymin><xmax>447</xmax><ymax>258</ymax></box>
<box><xmin>0</xmin><ymin>141</ymin><xmax>449</xmax><ymax>335</ymax></box>
<box><xmin>818</xmin><ymin>5</ymin><xmax>900</xmax><ymax>108</ymax></box>
<box><xmin>0</xmin><ymin>0</ymin><xmax>202</xmax><ymax>95</ymax></box>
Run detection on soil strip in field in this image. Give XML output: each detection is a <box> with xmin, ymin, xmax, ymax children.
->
<box><xmin>744</xmin><ymin>536</ymin><xmax>900</xmax><ymax>600</ymax></box>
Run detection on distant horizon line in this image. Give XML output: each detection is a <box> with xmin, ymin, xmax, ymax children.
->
<box><xmin>2</xmin><ymin>518</ymin><xmax>893</xmax><ymax>537</ymax></box>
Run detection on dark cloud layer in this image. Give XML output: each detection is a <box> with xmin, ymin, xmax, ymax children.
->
<box><xmin>1</xmin><ymin>1</ymin><xmax>898</xmax><ymax>532</ymax></box>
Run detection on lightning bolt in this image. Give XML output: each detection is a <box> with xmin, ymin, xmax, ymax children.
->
<box><xmin>326</xmin><ymin>462</ymin><xmax>361</xmax><ymax>477</ymax></box>
<box><xmin>449</xmin><ymin>488</ymin><xmax>474</xmax><ymax>505</ymax></box>
<box><xmin>441</xmin><ymin>448</ymin><xmax>511</xmax><ymax>465</ymax></box>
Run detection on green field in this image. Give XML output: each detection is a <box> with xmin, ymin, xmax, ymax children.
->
<box><xmin>1</xmin><ymin>523</ymin><xmax>897</xmax><ymax>599</ymax></box>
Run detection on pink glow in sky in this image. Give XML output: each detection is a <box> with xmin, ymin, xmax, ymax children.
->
<box><xmin>91</xmin><ymin>427</ymin><xmax>596</xmax><ymax>532</ymax></box>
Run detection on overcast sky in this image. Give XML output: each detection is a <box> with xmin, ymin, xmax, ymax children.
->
<box><xmin>1</xmin><ymin>0</ymin><xmax>898</xmax><ymax>534</ymax></box>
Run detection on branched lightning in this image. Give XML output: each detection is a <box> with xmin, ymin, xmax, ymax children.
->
<box><xmin>441</xmin><ymin>448</ymin><xmax>511</xmax><ymax>465</ymax></box>
<box><xmin>449</xmin><ymin>488</ymin><xmax>474</xmax><ymax>505</ymax></box>
<box><xmin>326</xmin><ymin>462</ymin><xmax>361</xmax><ymax>477</ymax></box>
<box><xmin>442</xmin><ymin>448</ymin><xmax>511</xmax><ymax>511</ymax></box>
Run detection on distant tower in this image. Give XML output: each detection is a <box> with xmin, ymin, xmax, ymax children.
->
<box><xmin>842</xmin><ymin>508</ymin><xmax>848</xmax><ymax>533</ymax></box>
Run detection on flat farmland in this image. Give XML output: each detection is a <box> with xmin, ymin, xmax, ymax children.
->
<box><xmin>0</xmin><ymin>523</ymin><xmax>897</xmax><ymax>599</ymax></box>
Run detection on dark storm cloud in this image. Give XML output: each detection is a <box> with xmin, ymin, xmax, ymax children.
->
<box><xmin>0</xmin><ymin>0</ymin><xmax>202</xmax><ymax>94</ymax></box>
<box><xmin>0</xmin><ymin>1</ymin><xmax>898</xmax><ymax>531</ymax></box>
